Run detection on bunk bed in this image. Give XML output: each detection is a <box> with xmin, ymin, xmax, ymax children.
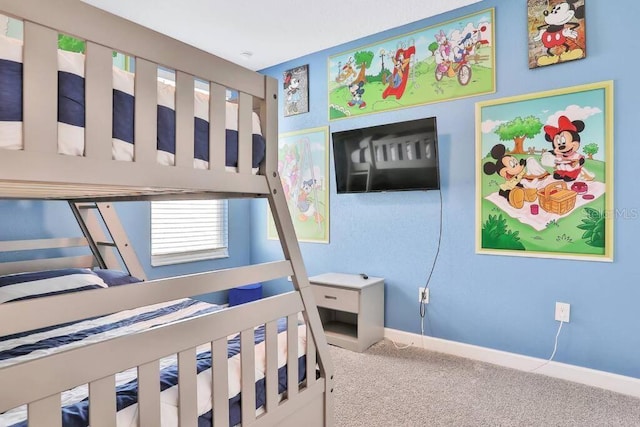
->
<box><xmin>0</xmin><ymin>1</ymin><xmax>334</xmax><ymax>426</ymax></box>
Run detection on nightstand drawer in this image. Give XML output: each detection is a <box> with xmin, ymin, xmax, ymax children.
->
<box><xmin>312</xmin><ymin>284</ymin><xmax>359</xmax><ymax>313</ymax></box>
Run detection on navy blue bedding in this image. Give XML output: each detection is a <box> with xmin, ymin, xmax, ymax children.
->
<box><xmin>0</xmin><ymin>58</ymin><xmax>22</xmax><ymax>122</ymax></box>
<box><xmin>0</xmin><ymin>57</ymin><xmax>266</xmax><ymax>168</ymax></box>
<box><xmin>0</xmin><ymin>269</ymin><xmax>307</xmax><ymax>426</ymax></box>
<box><xmin>0</xmin><ymin>298</ymin><xmax>306</xmax><ymax>426</ymax></box>
<box><xmin>0</xmin><ymin>268</ymin><xmax>108</xmax><ymax>305</ymax></box>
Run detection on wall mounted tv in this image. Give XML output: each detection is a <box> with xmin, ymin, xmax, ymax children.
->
<box><xmin>332</xmin><ymin>117</ymin><xmax>440</xmax><ymax>193</ymax></box>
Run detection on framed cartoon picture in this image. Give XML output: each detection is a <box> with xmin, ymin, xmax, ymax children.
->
<box><xmin>267</xmin><ymin>127</ymin><xmax>329</xmax><ymax>243</ymax></box>
<box><xmin>476</xmin><ymin>81</ymin><xmax>613</xmax><ymax>261</ymax></box>
<box><xmin>528</xmin><ymin>0</ymin><xmax>586</xmax><ymax>68</ymax></box>
<box><xmin>283</xmin><ymin>64</ymin><xmax>309</xmax><ymax>116</ymax></box>
<box><xmin>328</xmin><ymin>8</ymin><xmax>495</xmax><ymax>120</ymax></box>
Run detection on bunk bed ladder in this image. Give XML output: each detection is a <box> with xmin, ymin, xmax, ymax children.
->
<box><xmin>68</xmin><ymin>201</ymin><xmax>147</xmax><ymax>281</ymax></box>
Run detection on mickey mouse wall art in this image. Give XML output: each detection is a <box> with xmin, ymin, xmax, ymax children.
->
<box><xmin>527</xmin><ymin>0</ymin><xmax>586</xmax><ymax>69</ymax></box>
<box><xmin>476</xmin><ymin>80</ymin><xmax>613</xmax><ymax>262</ymax></box>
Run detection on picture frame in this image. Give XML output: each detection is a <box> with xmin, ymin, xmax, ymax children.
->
<box><xmin>328</xmin><ymin>8</ymin><xmax>495</xmax><ymax>121</ymax></box>
<box><xmin>476</xmin><ymin>81</ymin><xmax>613</xmax><ymax>262</ymax></box>
<box><xmin>283</xmin><ymin>64</ymin><xmax>309</xmax><ymax>116</ymax></box>
<box><xmin>528</xmin><ymin>0</ymin><xmax>586</xmax><ymax>69</ymax></box>
<box><xmin>267</xmin><ymin>127</ymin><xmax>329</xmax><ymax>243</ymax></box>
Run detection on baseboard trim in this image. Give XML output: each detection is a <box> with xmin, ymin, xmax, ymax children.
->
<box><xmin>384</xmin><ymin>328</ymin><xmax>640</xmax><ymax>399</ymax></box>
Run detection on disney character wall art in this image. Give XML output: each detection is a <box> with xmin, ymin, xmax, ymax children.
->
<box><xmin>476</xmin><ymin>81</ymin><xmax>613</xmax><ymax>262</ymax></box>
<box><xmin>543</xmin><ymin>115</ymin><xmax>594</xmax><ymax>181</ymax></box>
<box><xmin>283</xmin><ymin>64</ymin><xmax>309</xmax><ymax>117</ymax></box>
<box><xmin>327</xmin><ymin>8</ymin><xmax>495</xmax><ymax>120</ymax></box>
<box><xmin>348</xmin><ymin>81</ymin><xmax>366</xmax><ymax>109</ymax></box>
<box><xmin>267</xmin><ymin>127</ymin><xmax>330</xmax><ymax>243</ymax></box>
<box><xmin>528</xmin><ymin>0</ymin><xmax>586</xmax><ymax>68</ymax></box>
<box><xmin>482</xmin><ymin>144</ymin><xmax>539</xmax><ymax>209</ymax></box>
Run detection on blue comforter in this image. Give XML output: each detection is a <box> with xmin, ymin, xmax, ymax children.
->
<box><xmin>0</xmin><ymin>296</ymin><xmax>306</xmax><ymax>426</ymax></box>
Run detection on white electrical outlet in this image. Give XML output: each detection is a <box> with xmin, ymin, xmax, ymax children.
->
<box><xmin>555</xmin><ymin>302</ymin><xmax>570</xmax><ymax>322</ymax></box>
<box><xmin>419</xmin><ymin>287</ymin><xmax>429</xmax><ymax>304</ymax></box>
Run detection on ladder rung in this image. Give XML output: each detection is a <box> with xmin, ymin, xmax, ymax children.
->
<box><xmin>75</xmin><ymin>203</ymin><xmax>99</xmax><ymax>210</ymax></box>
<box><xmin>96</xmin><ymin>241</ymin><xmax>117</xmax><ymax>247</ymax></box>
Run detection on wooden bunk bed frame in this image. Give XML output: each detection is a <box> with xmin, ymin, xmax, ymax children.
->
<box><xmin>0</xmin><ymin>0</ymin><xmax>334</xmax><ymax>425</ymax></box>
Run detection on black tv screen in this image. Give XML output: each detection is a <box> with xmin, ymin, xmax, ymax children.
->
<box><xmin>332</xmin><ymin>117</ymin><xmax>440</xmax><ymax>193</ymax></box>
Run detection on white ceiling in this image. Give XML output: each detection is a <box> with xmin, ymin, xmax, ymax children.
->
<box><xmin>82</xmin><ymin>0</ymin><xmax>483</xmax><ymax>71</ymax></box>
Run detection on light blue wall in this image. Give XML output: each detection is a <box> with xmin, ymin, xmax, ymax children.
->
<box><xmin>0</xmin><ymin>200</ymin><xmax>86</xmax><ymax>261</ymax></box>
<box><xmin>252</xmin><ymin>0</ymin><xmax>640</xmax><ymax>379</ymax></box>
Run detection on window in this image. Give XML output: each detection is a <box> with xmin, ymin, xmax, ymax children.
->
<box><xmin>151</xmin><ymin>200</ymin><xmax>228</xmax><ymax>266</ymax></box>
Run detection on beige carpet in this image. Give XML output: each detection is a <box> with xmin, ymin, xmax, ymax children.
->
<box><xmin>329</xmin><ymin>339</ymin><xmax>640</xmax><ymax>426</ymax></box>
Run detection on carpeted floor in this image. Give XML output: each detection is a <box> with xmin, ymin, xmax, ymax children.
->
<box><xmin>329</xmin><ymin>340</ymin><xmax>640</xmax><ymax>426</ymax></box>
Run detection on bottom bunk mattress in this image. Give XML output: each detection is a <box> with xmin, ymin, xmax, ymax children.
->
<box><xmin>0</xmin><ymin>270</ymin><xmax>307</xmax><ymax>427</ymax></box>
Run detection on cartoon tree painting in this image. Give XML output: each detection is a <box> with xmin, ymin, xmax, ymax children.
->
<box><xmin>353</xmin><ymin>50</ymin><xmax>375</xmax><ymax>72</ymax></box>
<box><xmin>494</xmin><ymin>116</ymin><xmax>543</xmax><ymax>154</ymax></box>
<box><xmin>583</xmin><ymin>142</ymin><xmax>599</xmax><ymax>160</ymax></box>
<box><xmin>354</xmin><ymin>51</ymin><xmax>374</xmax><ymax>70</ymax></box>
<box><xmin>352</xmin><ymin>51</ymin><xmax>374</xmax><ymax>84</ymax></box>
<box><xmin>428</xmin><ymin>41</ymin><xmax>439</xmax><ymax>56</ymax></box>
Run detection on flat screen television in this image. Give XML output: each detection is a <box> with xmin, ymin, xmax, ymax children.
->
<box><xmin>332</xmin><ymin>117</ymin><xmax>440</xmax><ymax>193</ymax></box>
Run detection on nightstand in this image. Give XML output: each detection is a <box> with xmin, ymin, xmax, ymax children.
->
<box><xmin>309</xmin><ymin>273</ymin><xmax>384</xmax><ymax>352</ymax></box>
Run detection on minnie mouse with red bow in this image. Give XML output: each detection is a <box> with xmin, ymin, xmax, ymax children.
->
<box><xmin>544</xmin><ymin>115</ymin><xmax>585</xmax><ymax>182</ymax></box>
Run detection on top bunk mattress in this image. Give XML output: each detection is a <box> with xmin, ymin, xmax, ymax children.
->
<box><xmin>0</xmin><ymin>33</ymin><xmax>266</xmax><ymax>172</ymax></box>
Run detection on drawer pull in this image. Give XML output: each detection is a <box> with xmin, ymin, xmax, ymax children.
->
<box><xmin>324</xmin><ymin>295</ymin><xmax>338</xmax><ymax>300</ymax></box>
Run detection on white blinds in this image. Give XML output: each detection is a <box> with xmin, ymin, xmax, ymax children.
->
<box><xmin>151</xmin><ymin>200</ymin><xmax>228</xmax><ymax>266</ymax></box>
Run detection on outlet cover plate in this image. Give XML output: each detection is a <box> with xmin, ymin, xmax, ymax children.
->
<box><xmin>555</xmin><ymin>302</ymin><xmax>570</xmax><ymax>322</ymax></box>
<box><xmin>419</xmin><ymin>287</ymin><xmax>429</xmax><ymax>304</ymax></box>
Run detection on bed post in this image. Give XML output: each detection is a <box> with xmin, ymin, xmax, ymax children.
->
<box><xmin>261</xmin><ymin>75</ymin><xmax>335</xmax><ymax>425</ymax></box>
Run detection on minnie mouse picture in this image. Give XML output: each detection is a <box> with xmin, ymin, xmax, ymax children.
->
<box><xmin>283</xmin><ymin>72</ymin><xmax>301</xmax><ymax>114</ymax></box>
<box><xmin>282</xmin><ymin>65</ymin><xmax>309</xmax><ymax>117</ymax></box>
<box><xmin>544</xmin><ymin>115</ymin><xmax>591</xmax><ymax>182</ymax></box>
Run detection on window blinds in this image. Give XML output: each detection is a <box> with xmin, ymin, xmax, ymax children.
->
<box><xmin>151</xmin><ymin>200</ymin><xmax>228</xmax><ymax>266</ymax></box>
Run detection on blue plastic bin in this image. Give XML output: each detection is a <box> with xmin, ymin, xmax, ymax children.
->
<box><xmin>228</xmin><ymin>283</ymin><xmax>263</xmax><ymax>306</ymax></box>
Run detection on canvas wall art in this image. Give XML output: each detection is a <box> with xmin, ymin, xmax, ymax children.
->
<box><xmin>476</xmin><ymin>81</ymin><xmax>613</xmax><ymax>261</ymax></box>
<box><xmin>267</xmin><ymin>127</ymin><xmax>329</xmax><ymax>243</ymax></box>
<box><xmin>328</xmin><ymin>8</ymin><xmax>495</xmax><ymax>121</ymax></box>
<box><xmin>528</xmin><ymin>0</ymin><xmax>586</xmax><ymax>68</ymax></box>
<box><xmin>283</xmin><ymin>65</ymin><xmax>309</xmax><ymax>116</ymax></box>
